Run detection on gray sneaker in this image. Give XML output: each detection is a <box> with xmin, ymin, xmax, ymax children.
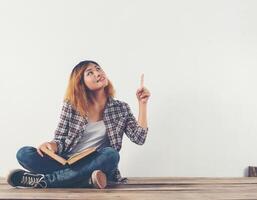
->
<box><xmin>7</xmin><ymin>169</ymin><xmax>47</xmax><ymax>188</ymax></box>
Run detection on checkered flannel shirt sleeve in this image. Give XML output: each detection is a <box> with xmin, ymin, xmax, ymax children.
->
<box><xmin>51</xmin><ymin>100</ymin><xmax>71</xmax><ymax>154</ymax></box>
<box><xmin>123</xmin><ymin>103</ymin><xmax>148</xmax><ymax>145</ymax></box>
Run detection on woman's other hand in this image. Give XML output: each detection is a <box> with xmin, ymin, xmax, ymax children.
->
<box><xmin>136</xmin><ymin>74</ymin><xmax>151</xmax><ymax>104</ymax></box>
<box><xmin>37</xmin><ymin>141</ymin><xmax>57</xmax><ymax>157</ymax></box>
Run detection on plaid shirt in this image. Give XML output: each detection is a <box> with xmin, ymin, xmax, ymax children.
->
<box><xmin>52</xmin><ymin>96</ymin><xmax>148</xmax><ymax>183</ymax></box>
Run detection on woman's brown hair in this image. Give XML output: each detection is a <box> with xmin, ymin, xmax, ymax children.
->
<box><xmin>64</xmin><ymin>60</ymin><xmax>115</xmax><ymax>118</ymax></box>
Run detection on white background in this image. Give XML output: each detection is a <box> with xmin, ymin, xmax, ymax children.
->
<box><xmin>1</xmin><ymin>0</ymin><xmax>257</xmax><ymax>177</ymax></box>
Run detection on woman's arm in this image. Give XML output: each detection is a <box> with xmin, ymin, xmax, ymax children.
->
<box><xmin>50</xmin><ymin>100</ymin><xmax>71</xmax><ymax>154</ymax></box>
<box><xmin>124</xmin><ymin>103</ymin><xmax>148</xmax><ymax>145</ymax></box>
<box><xmin>36</xmin><ymin>101</ymin><xmax>71</xmax><ymax>157</ymax></box>
<box><xmin>138</xmin><ymin>102</ymin><xmax>148</xmax><ymax>129</ymax></box>
<box><xmin>123</xmin><ymin>74</ymin><xmax>151</xmax><ymax>145</ymax></box>
<box><xmin>137</xmin><ymin>74</ymin><xmax>150</xmax><ymax>129</ymax></box>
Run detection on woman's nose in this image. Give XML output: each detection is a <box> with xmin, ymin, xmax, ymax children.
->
<box><xmin>94</xmin><ymin>71</ymin><xmax>101</xmax><ymax>78</ymax></box>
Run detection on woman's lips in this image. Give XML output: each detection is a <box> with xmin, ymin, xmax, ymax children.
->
<box><xmin>97</xmin><ymin>77</ymin><xmax>105</xmax><ymax>82</ymax></box>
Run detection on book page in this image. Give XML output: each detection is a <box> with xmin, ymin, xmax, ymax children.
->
<box><xmin>67</xmin><ymin>147</ymin><xmax>97</xmax><ymax>165</ymax></box>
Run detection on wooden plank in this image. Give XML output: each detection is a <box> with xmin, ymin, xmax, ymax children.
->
<box><xmin>1</xmin><ymin>190</ymin><xmax>257</xmax><ymax>200</ymax></box>
<box><xmin>126</xmin><ymin>177</ymin><xmax>257</xmax><ymax>184</ymax></box>
<box><xmin>1</xmin><ymin>177</ymin><xmax>257</xmax><ymax>200</ymax></box>
<box><xmin>2</xmin><ymin>177</ymin><xmax>257</xmax><ymax>184</ymax></box>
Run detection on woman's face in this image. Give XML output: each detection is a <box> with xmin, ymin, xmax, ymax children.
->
<box><xmin>83</xmin><ymin>63</ymin><xmax>108</xmax><ymax>91</ymax></box>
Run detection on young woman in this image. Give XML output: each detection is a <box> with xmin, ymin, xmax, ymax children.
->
<box><xmin>7</xmin><ymin>60</ymin><xmax>150</xmax><ymax>189</ymax></box>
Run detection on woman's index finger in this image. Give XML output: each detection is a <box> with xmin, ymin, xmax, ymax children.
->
<box><xmin>140</xmin><ymin>73</ymin><xmax>144</xmax><ymax>88</ymax></box>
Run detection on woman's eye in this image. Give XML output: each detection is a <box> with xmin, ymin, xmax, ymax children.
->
<box><xmin>87</xmin><ymin>71</ymin><xmax>93</xmax><ymax>75</ymax></box>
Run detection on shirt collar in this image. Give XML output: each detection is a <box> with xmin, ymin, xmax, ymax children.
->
<box><xmin>105</xmin><ymin>96</ymin><xmax>119</xmax><ymax>108</ymax></box>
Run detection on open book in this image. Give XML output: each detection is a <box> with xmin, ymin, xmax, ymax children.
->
<box><xmin>41</xmin><ymin>146</ymin><xmax>97</xmax><ymax>165</ymax></box>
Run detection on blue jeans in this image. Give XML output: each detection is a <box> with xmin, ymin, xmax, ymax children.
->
<box><xmin>16</xmin><ymin>146</ymin><xmax>120</xmax><ymax>188</ymax></box>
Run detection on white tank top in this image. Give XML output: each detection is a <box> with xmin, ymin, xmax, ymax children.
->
<box><xmin>67</xmin><ymin>120</ymin><xmax>109</xmax><ymax>157</ymax></box>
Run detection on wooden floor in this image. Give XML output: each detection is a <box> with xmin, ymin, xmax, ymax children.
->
<box><xmin>1</xmin><ymin>177</ymin><xmax>257</xmax><ymax>200</ymax></box>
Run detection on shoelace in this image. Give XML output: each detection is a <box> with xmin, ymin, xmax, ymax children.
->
<box><xmin>20</xmin><ymin>173</ymin><xmax>47</xmax><ymax>188</ymax></box>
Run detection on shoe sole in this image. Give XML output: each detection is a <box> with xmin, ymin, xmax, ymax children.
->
<box><xmin>91</xmin><ymin>170</ymin><xmax>107</xmax><ymax>189</ymax></box>
<box><xmin>6</xmin><ymin>169</ymin><xmax>25</xmax><ymax>187</ymax></box>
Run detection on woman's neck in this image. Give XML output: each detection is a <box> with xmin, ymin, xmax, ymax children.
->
<box><xmin>89</xmin><ymin>89</ymin><xmax>107</xmax><ymax>108</ymax></box>
<box><xmin>87</xmin><ymin>91</ymin><xmax>107</xmax><ymax>122</ymax></box>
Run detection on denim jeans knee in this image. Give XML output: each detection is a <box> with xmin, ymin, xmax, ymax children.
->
<box><xmin>98</xmin><ymin>147</ymin><xmax>120</xmax><ymax>166</ymax></box>
<box><xmin>16</xmin><ymin>146</ymin><xmax>35</xmax><ymax>165</ymax></box>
